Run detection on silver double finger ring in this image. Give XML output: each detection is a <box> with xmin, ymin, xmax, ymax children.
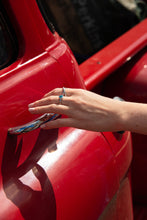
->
<box><xmin>59</xmin><ymin>87</ymin><xmax>66</xmax><ymax>104</ymax></box>
<box><xmin>62</xmin><ymin>87</ymin><xmax>66</xmax><ymax>96</ymax></box>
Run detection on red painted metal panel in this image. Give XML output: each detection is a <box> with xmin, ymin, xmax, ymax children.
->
<box><xmin>2</xmin><ymin>0</ymin><xmax>55</xmax><ymax>62</ymax></box>
<box><xmin>0</xmin><ymin>0</ymin><xmax>134</xmax><ymax>219</ymax></box>
<box><xmin>98</xmin><ymin>176</ymin><xmax>133</xmax><ymax>220</ymax></box>
<box><xmin>79</xmin><ymin>16</ymin><xmax>147</xmax><ymax>213</ymax></box>
<box><xmin>0</xmin><ymin>45</ymin><xmax>131</xmax><ymax>218</ymax></box>
<box><xmin>79</xmin><ymin>19</ymin><xmax>147</xmax><ymax>90</ymax></box>
<box><xmin>102</xmin><ymin>132</ymin><xmax>132</xmax><ymax>182</ymax></box>
<box><xmin>101</xmin><ymin>48</ymin><xmax>147</xmax><ymax>205</ymax></box>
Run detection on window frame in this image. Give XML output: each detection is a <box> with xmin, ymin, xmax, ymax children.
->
<box><xmin>0</xmin><ymin>2</ymin><xmax>18</xmax><ymax>70</ymax></box>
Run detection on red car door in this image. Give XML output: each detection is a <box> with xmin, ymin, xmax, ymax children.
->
<box><xmin>0</xmin><ymin>0</ymin><xmax>133</xmax><ymax>219</ymax></box>
<box><xmin>79</xmin><ymin>18</ymin><xmax>147</xmax><ymax>219</ymax></box>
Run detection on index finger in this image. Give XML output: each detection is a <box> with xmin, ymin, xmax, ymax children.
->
<box><xmin>44</xmin><ymin>87</ymin><xmax>74</xmax><ymax>97</ymax></box>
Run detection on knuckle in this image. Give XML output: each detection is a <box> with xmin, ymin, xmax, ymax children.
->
<box><xmin>51</xmin><ymin>88</ymin><xmax>58</xmax><ymax>95</ymax></box>
<box><xmin>54</xmin><ymin>88</ymin><xmax>61</xmax><ymax>94</ymax></box>
<box><xmin>79</xmin><ymin>89</ymin><xmax>85</xmax><ymax>96</ymax></box>
<box><xmin>69</xmin><ymin>97</ymin><xmax>75</xmax><ymax>105</ymax></box>
<box><xmin>74</xmin><ymin>97</ymin><xmax>81</xmax><ymax>105</ymax></box>
<box><xmin>48</xmin><ymin>104</ymin><xmax>57</xmax><ymax>111</ymax></box>
<box><xmin>75</xmin><ymin>88</ymin><xmax>82</xmax><ymax>95</ymax></box>
<box><xmin>33</xmin><ymin>107</ymin><xmax>41</xmax><ymax>113</ymax></box>
<box><xmin>47</xmin><ymin>96</ymin><xmax>54</xmax><ymax>102</ymax></box>
<box><xmin>54</xmin><ymin>88</ymin><xmax>59</xmax><ymax>93</ymax></box>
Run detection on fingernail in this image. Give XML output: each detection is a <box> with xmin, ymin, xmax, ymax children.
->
<box><xmin>28</xmin><ymin>103</ymin><xmax>34</xmax><ymax>107</ymax></box>
<box><xmin>28</xmin><ymin>107</ymin><xmax>35</xmax><ymax>112</ymax></box>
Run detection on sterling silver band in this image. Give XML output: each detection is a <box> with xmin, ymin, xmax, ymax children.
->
<box><xmin>62</xmin><ymin>87</ymin><xmax>66</xmax><ymax>96</ymax></box>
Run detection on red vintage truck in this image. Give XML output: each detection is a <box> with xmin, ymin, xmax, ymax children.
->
<box><xmin>0</xmin><ymin>0</ymin><xmax>146</xmax><ymax>219</ymax></box>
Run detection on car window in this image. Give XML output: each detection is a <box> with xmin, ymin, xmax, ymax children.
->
<box><xmin>36</xmin><ymin>0</ymin><xmax>147</xmax><ymax>64</ymax></box>
<box><xmin>36</xmin><ymin>0</ymin><xmax>56</xmax><ymax>33</ymax></box>
<box><xmin>36</xmin><ymin>0</ymin><xmax>93</xmax><ymax>63</ymax></box>
<box><xmin>0</xmin><ymin>3</ymin><xmax>18</xmax><ymax>70</ymax></box>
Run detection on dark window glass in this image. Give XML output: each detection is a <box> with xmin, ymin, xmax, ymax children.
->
<box><xmin>0</xmin><ymin>3</ymin><xmax>18</xmax><ymax>70</ymax></box>
<box><xmin>36</xmin><ymin>0</ymin><xmax>147</xmax><ymax>64</ymax></box>
<box><xmin>36</xmin><ymin>0</ymin><xmax>56</xmax><ymax>33</ymax></box>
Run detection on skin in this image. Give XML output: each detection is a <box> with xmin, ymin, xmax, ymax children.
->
<box><xmin>28</xmin><ymin>88</ymin><xmax>147</xmax><ymax>135</ymax></box>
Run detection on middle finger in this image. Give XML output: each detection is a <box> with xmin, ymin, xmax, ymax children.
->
<box><xmin>44</xmin><ymin>87</ymin><xmax>74</xmax><ymax>98</ymax></box>
<box><xmin>29</xmin><ymin>95</ymin><xmax>69</xmax><ymax>107</ymax></box>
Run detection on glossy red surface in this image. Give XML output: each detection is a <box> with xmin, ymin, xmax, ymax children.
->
<box><xmin>102</xmin><ymin>132</ymin><xmax>132</xmax><ymax>182</ymax></box>
<box><xmin>0</xmin><ymin>0</ymin><xmax>141</xmax><ymax>219</ymax></box>
<box><xmin>79</xmin><ymin>18</ymin><xmax>147</xmax><ymax>90</ymax></box>
<box><xmin>98</xmin><ymin>176</ymin><xmax>133</xmax><ymax>220</ymax></box>
<box><xmin>79</xmin><ymin>18</ymin><xmax>147</xmax><ymax>220</ymax></box>
<box><xmin>101</xmin><ymin>48</ymin><xmax>147</xmax><ymax>206</ymax></box>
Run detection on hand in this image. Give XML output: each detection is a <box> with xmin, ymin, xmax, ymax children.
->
<box><xmin>28</xmin><ymin>88</ymin><xmax>125</xmax><ymax>132</ymax></box>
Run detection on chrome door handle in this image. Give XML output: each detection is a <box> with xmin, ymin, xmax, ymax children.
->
<box><xmin>8</xmin><ymin>113</ymin><xmax>59</xmax><ymax>135</ymax></box>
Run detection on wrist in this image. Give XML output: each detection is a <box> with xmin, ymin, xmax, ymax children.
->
<box><xmin>119</xmin><ymin>101</ymin><xmax>147</xmax><ymax>134</ymax></box>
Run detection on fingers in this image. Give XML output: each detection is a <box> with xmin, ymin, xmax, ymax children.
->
<box><xmin>29</xmin><ymin>96</ymin><xmax>57</xmax><ymax>107</ymax></box>
<box><xmin>28</xmin><ymin>87</ymin><xmax>82</xmax><ymax>118</ymax></box>
<box><xmin>29</xmin><ymin>104</ymin><xmax>71</xmax><ymax>116</ymax></box>
<box><xmin>29</xmin><ymin>87</ymin><xmax>76</xmax><ymax>108</ymax></box>
<box><xmin>29</xmin><ymin>95</ymin><xmax>69</xmax><ymax>108</ymax></box>
<box><xmin>44</xmin><ymin>87</ymin><xmax>76</xmax><ymax>98</ymax></box>
<box><xmin>40</xmin><ymin>118</ymin><xmax>75</xmax><ymax>129</ymax></box>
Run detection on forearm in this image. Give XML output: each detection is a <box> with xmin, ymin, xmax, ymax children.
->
<box><xmin>120</xmin><ymin>101</ymin><xmax>147</xmax><ymax>135</ymax></box>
